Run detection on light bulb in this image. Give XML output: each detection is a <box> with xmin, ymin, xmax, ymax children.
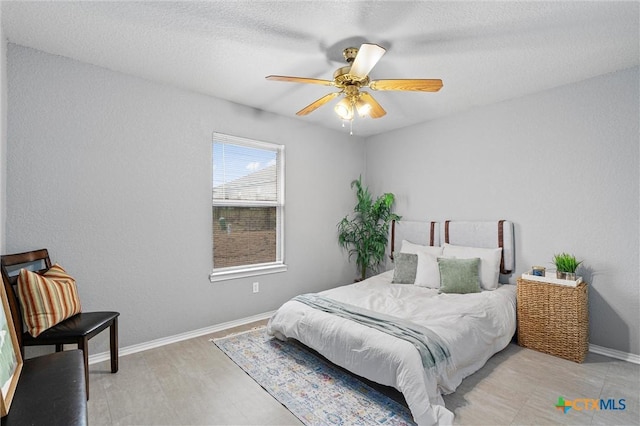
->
<box><xmin>355</xmin><ymin>99</ymin><xmax>372</xmax><ymax>117</ymax></box>
<box><xmin>334</xmin><ymin>98</ymin><xmax>354</xmax><ymax>120</ymax></box>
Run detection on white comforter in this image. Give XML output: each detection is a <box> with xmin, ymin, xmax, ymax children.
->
<box><xmin>267</xmin><ymin>270</ymin><xmax>517</xmax><ymax>426</ymax></box>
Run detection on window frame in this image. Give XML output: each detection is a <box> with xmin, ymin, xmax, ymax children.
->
<box><xmin>209</xmin><ymin>132</ymin><xmax>286</xmax><ymax>282</ymax></box>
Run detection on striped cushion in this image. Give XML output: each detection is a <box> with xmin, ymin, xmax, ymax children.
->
<box><xmin>17</xmin><ymin>263</ymin><xmax>82</xmax><ymax>337</ymax></box>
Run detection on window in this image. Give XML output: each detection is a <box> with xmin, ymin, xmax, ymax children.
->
<box><xmin>210</xmin><ymin>133</ymin><xmax>286</xmax><ymax>282</ymax></box>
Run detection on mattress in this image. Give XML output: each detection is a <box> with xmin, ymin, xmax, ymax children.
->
<box><xmin>267</xmin><ymin>270</ymin><xmax>517</xmax><ymax>426</ymax></box>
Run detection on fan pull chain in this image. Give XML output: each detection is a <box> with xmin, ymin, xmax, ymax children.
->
<box><xmin>340</xmin><ymin>119</ymin><xmax>355</xmax><ymax>135</ymax></box>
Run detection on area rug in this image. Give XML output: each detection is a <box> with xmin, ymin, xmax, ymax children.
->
<box><xmin>212</xmin><ymin>326</ymin><xmax>416</xmax><ymax>426</ymax></box>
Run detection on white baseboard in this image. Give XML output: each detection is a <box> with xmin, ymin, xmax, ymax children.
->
<box><xmin>88</xmin><ymin>311</ymin><xmax>275</xmax><ymax>365</ymax></box>
<box><xmin>590</xmin><ymin>344</ymin><xmax>640</xmax><ymax>364</ymax></box>
<box><xmin>88</xmin><ymin>313</ymin><xmax>639</xmax><ymax>366</ymax></box>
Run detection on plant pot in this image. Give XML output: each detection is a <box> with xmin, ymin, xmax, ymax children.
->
<box><xmin>556</xmin><ymin>271</ymin><xmax>576</xmax><ymax>280</ymax></box>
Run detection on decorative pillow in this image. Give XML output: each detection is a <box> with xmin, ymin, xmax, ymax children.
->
<box><xmin>442</xmin><ymin>244</ymin><xmax>502</xmax><ymax>290</ymax></box>
<box><xmin>17</xmin><ymin>263</ymin><xmax>82</xmax><ymax>337</ymax></box>
<box><xmin>438</xmin><ymin>257</ymin><xmax>481</xmax><ymax>294</ymax></box>
<box><xmin>392</xmin><ymin>252</ymin><xmax>418</xmax><ymax>284</ymax></box>
<box><xmin>400</xmin><ymin>240</ymin><xmax>444</xmax><ymax>288</ymax></box>
<box><xmin>414</xmin><ymin>251</ymin><xmax>442</xmax><ymax>289</ymax></box>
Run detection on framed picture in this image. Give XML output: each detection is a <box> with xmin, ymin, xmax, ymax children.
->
<box><xmin>0</xmin><ymin>282</ymin><xmax>22</xmax><ymax>417</ymax></box>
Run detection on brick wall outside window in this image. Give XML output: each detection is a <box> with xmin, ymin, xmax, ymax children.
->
<box><xmin>213</xmin><ymin>206</ymin><xmax>276</xmax><ymax>268</ymax></box>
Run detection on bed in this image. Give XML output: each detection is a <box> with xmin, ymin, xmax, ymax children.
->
<box><xmin>267</xmin><ymin>220</ymin><xmax>517</xmax><ymax>426</ymax></box>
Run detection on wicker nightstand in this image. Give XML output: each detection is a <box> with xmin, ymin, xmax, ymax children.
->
<box><xmin>516</xmin><ymin>278</ymin><xmax>589</xmax><ymax>363</ymax></box>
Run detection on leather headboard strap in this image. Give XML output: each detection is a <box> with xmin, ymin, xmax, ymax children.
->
<box><xmin>498</xmin><ymin>219</ymin><xmax>511</xmax><ymax>274</ymax></box>
<box><xmin>430</xmin><ymin>221</ymin><xmax>436</xmax><ymax>246</ymax></box>
<box><xmin>389</xmin><ymin>220</ymin><xmax>397</xmax><ymax>260</ymax></box>
<box><xmin>444</xmin><ymin>220</ymin><xmax>451</xmax><ymax>244</ymax></box>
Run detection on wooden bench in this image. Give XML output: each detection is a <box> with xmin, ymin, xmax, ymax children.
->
<box><xmin>1</xmin><ymin>350</ymin><xmax>87</xmax><ymax>426</ymax></box>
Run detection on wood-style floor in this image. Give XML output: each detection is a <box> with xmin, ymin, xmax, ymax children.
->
<box><xmin>87</xmin><ymin>320</ymin><xmax>639</xmax><ymax>425</ymax></box>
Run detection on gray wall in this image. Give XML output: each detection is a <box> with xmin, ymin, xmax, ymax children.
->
<box><xmin>5</xmin><ymin>42</ymin><xmax>639</xmax><ymax>358</ymax></box>
<box><xmin>365</xmin><ymin>67</ymin><xmax>639</xmax><ymax>356</ymax></box>
<box><xmin>1</xmin><ymin>10</ymin><xmax>6</xmax><ymax>252</ymax></box>
<box><xmin>6</xmin><ymin>44</ymin><xmax>365</xmax><ymax>353</ymax></box>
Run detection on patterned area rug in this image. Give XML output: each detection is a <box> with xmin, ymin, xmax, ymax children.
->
<box><xmin>212</xmin><ymin>326</ymin><xmax>416</xmax><ymax>426</ymax></box>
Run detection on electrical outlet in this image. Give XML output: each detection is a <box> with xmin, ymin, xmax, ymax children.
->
<box><xmin>252</xmin><ymin>282</ymin><xmax>259</xmax><ymax>293</ymax></box>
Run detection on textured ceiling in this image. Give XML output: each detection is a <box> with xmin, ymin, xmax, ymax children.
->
<box><xmin>2</xmin><ymin>1</ymin><xmax>638</xmax><ymax>136</ymax></box>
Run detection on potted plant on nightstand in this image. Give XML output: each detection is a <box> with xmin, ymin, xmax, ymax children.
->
<box><xmin>552</xmin><ymin>252</ymin><xmax>582</xmax><ymax>280</ymax></box>
<box><xmin>337</xmin><ymin>176</ymin><xmax>401</xmax><ymax>281</ymax></box>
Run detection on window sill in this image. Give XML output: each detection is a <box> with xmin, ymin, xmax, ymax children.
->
<box><xmin>209</xmin><ymin>263</ymin><xmax>287</xmax><ymax>283</ymax></box>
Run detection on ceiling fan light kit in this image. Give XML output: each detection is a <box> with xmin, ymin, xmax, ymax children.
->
<box><xmin>334</xmin><ymin>98</ymin><xmax>354</xmax><ymax>120</ymax></box>
<box><xmin>266</xmin><ymin>43</ymin><xmax>443</xmax><ymax>132</ymax></box>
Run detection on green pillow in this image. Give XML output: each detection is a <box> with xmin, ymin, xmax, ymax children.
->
<box><xmin>392</xmin><ymin>252</ymin><xmax>418</xmax><ymax>284</ymax></box>
<box><xmin>438</xmin><ymin>257</ymin><xmax>481</xmax><ymax>294</ymax></box>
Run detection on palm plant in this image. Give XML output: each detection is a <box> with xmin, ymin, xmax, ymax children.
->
<box><xmin>337</xmin><ymin>176</ymin><xmax>401</xmax><ymax>281</ymax></box>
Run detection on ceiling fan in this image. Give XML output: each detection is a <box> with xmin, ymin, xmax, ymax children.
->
<box><xmin>266</xmin><ymin>43</ymin><xmax>443</xmax><ymax>121</ymax></box>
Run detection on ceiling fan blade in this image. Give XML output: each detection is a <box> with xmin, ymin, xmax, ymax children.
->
<box><xmin>266</xmin><ymin>75</ymin><xmax>334</xmax><ymax>86</ymax></box>
<box><xmin>296</xmin><ymin>92</ymin><xmax>341</xmax><ymax>116</ymax></box>
<box><xmin>369</xmin><ymin>79</ymin><xmax>443</xmax><ymax>92</ymax></box>
<box><xmin>349</xmin><ymin>43</ymin><xmax>386</xmax><ymax>79</ymax></box>
<box><xmin>359</xmin><ymin>92</ymin><xmax>386</xmax><ymax>119</ymax></box>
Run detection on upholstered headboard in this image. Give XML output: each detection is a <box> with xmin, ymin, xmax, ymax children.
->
<box><xmin>389</xmin><ymin>220</ymin><xmax>515</xmax><ymax>276</ymax></box>
<box><xmin>390</xmin><ymin>220</ymin><xmax>440</xmax><ymax>250</ymax></box>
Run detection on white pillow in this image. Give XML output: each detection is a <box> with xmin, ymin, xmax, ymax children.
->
<box><xmin>442</xmin><ymin>243</ymin><xmax>502</xmax><ymax>290</ymax></box>
<box><xmin>400</xmin><ymin>240</ymin><xmax>443</xmax><ymax>256</ymax></box>
<box><xmin>414</xmin><ymin>251</ymin><xmax>441</xmax><ymax>288</ymax></box>
<box><xmin>400</xmin><ymin>240</ymin><xmax>443</xmax><ymax>288</ymax></box>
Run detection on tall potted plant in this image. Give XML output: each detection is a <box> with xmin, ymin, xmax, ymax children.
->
<box><xmin>337</xmin><ymin>176</ymin><xmax>401</xmax><ymax>281</ymax></box>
